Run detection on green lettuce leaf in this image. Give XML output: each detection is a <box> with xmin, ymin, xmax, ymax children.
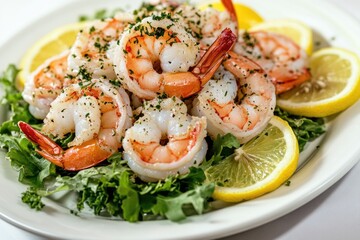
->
<box><xmin>34</xmin><ymin>154</ymin><xmax>214</xmax><ymax>222</ymax></box>
<box><xmin>274</xmin><ymin>106</ymin><xmax>326</xmax><ymax>151</ymax></box>
<box><xmin>151</xmin><ymin>183</ymin><xmax>214</xmax><ymax>221</ymax></box>
<box><xmin>0</xmin><ymin>135</ymin><xmax>55</xmax><ymax>187</ymax></box>
<box><xmin>0</xmin><ymin>64</ymin><xmax>41</xmax><ymax>134</ymax></box>
<box><xmin>201</xmin><ymin>133</ymin><xmax>241</xmax><ymax>169</ymax></box>
<box><xmin>118</xmin><ymin>171</ymin><xmax>140</xmax><ymax>222</ymax></box>
<box><xmin>0</xmin><ymin>65</ymin><xmax>54</xmax><ymax>189</ymax></box>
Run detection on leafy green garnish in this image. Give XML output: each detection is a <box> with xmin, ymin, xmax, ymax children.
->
<box><xmin>201</xmin><ymin>133</ymin><xmax>241</xmax><ymax>169</ymax></box>
<box><xmin>0</xmin><ymin>65</ymin><xmax>41</xmax><ymax>134</ymax></box>
<box><xmin>0</xmin><ymin>134</ymin><xmax>55</xmax><ymax>187</ymax></box>
<box><xmin>0</xmin><ymin>65</ymin><xmax>53</xmax><ymax>187</ymax></box>
<box><xmin>275</xmin><ymin>106</ymin><xmax>326</xmax><ymax>151</ymax></box>
<box><xmin>35</xmin><ymin>154</ymin><xmax>214</xmax><ymax>222</ymax></box>
<box><xmin>21</xmin><ymin>188</ymin><xmax>45</xmax><ymax>210</ymax></box>
<box><xmin>152</xmin><ymin>183</ymin><xmax>214</xmax><ymax>221</ymax></box>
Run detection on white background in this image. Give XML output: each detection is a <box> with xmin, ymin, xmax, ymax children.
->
<box><xmin>0</xmin><ymin>0</ymin><xmax>359</xmax><ymax>239</ymax></box>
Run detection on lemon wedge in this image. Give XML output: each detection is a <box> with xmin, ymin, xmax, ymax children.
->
<box><xmin>199</xmin><ymin>1</ymin><xmax>263</xmax><ymax>30</ymax></box>
<box><xmin>277</xmin><ymin>48</ymin><xmax>360</xmax><ymax>117</ymax></box>
<box><xmin>249</xmin><ymin>19</ymin><xmax>313</xmax><ymax>55</ymax></box>
<box><xmin>206</xmin><ymin>116</ymin><xmax>299</xmax><ymax>202</ymax></box>
<box><xmin>17</xmin><ymin>22</ymin><xmax>87</xmax><ymax>87</ymax></box>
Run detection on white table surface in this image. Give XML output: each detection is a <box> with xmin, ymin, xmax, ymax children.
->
<box><xmin>0</xmin><ymin>0</ymin><xmax>359</xmax><ymax>239</ymax></box>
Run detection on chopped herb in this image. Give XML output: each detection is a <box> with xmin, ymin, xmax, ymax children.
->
<box><xmin>22</xmin><ymin>189</ymin><xmax>45</xmax><ymax>210</ymax></box>
<box><xmin>89</xmin><ymin>26</ymin><xmax>96</xmax><ymax>34</ymax></box>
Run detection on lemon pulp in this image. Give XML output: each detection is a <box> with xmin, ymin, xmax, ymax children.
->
<box><xmin>206</xmin><ymin>116</ymin><xmax>299</xmax><ymax>202</ymax></box>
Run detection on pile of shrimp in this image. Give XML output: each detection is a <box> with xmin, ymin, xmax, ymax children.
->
<box><xmin>19</xmin><ymin>0</ymin><xmax>310</xmax><ymax>181</ymax></box>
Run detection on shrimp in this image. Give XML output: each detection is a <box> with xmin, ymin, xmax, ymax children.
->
<box><xmin>18</xmin><ymin>80</ymin><xmax>133</xmax><ymax>171</ymax></box>
<box><xmin>203</xmin><ymin>0</ymin><xmax>310</xmax><ymax>94</ymax></box>
<box><xmin>22</xmin><ymin>50</ymin><xmax>75</xmax><ymax>119</ymax></box>
<box><xmin>198</xmin><ymin>0</ymin><xmax>237</xmax><ymax>47</ymax></box>
<box><xmin>174</xmin><ymin>0</ymin><xmax>237</xmax><ymax>48</ymax></box>
<box><xmin>68</xmin><ymin>13</ymin><xmax>134</xmax><ymax>80</ymax></box>
<box><xmin>192</xmin><ymin>53</ymin><xmax>276</xmax><ymax>144</ymax></box>
<box><xmin>112</xmin><ymin>14</ymin><xmax>236</xmax><ymax>100</ymax></box>
<box><xmin>148</xmin><ymin>0</ymin><xmax>183</xmax><ymax>7</ymax></box>
<box><xmin>233</xmin><ymin>31</ymin><xmax>311</xmax><ymax>94</ymax></box>
<box><xmin>122</xmin><ymin>97</ymin><xmax>207</xmax><ymax>182</ymax></box>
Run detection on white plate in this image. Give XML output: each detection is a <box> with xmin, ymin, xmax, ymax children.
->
<box><xmin>1</xmin><ymin>0</ymin><xmax>360</xmax><ymax>239</ymax></box>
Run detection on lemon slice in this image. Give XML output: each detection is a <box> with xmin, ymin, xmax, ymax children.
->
<box><xmin>206</xmin><ymin>116</ymin><xmax>299</xmax><ymax>202</ymax></box>
<box><xmin>17</xmin><ymin>22</ymin><xmax>87</xmax><ymax>87</ymax></box>
<box><xmin>249</xmin><ymin>19</ymin><xmax>313</xmax><ymax>55</ymax></box>
<box><xmin>277</xmin><ymin>48</ymin><xmax>360</xmax><ymax>117</ymax></box>
<box><xmin>199</xmin><ymin>1</ymin><xmax>263</xmax><ymax>30</ymax></box>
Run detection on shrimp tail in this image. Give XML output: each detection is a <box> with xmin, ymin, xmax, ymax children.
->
<box><xmin>221</xmin><ymin>0</ymin><xmax>238</xmax><ymax>32</ymax></box>
<box><xmin>274</xmin><ymin>69</ymin><xmax>311</xmax><ymax>94</ymax></box>
<box><xmin>192</xmin><ymin>28</ymin><xmax>237</xmax><ymax>85</ymax></box>
<box><xmin>162</xmin><ymin>72</ymin><xmax>202</xmax><ymax>98</ymax></box>
<box><xmin>163</xmin><ymin>28</ymin><xmax>236</xmax><ymax>98</ymax></box>
<box><xmin>18</xmin><ymin>121</ymin><xmax>64</xmax><ymax>167</ymax></box>
<box><xmin>18</xmin><ymin>121</ymin><xmax>112</xmax><ymax>171</ymax></box>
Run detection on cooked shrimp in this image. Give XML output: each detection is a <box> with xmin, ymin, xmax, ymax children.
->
<box><xmin>123</xmin><ymin>97</ymin><xmax>207</xmax><ymax>182</ymax></box>
<box><xmin>22</xmin><ymin>50</ymin><xmax>74</xmax><ymax>119</ymax></box>
<box><xmin>68</xmin><ymin>13</ymin><xmax>134</xmax><ymax>80</ymax></box>
<box><xmin>175</xmin><ymin>0</ymin><xmax>237</xmax><ymax>47</ymax></box>
<box><xmin>192</xmin><ymin>53</ymin><xmax>276</xmax><ymax>144</ymax></box>
<box><xmin>233</xmin><ymin>31</ymin><xmax>311</xmax><ymax>94</ymax></box>
<box><xmin>19</xmin><ymin>80</ymin><xmax>132</xmax><ymax>171</ymax></box>
<box><xmin>209</xmin><ymin>0</ymin><xmax>310</xmax><ymax>94</ymax></box>
<box><xmin>220</xmin><ymin>0</ymin><xmax>238</xmax><ymax>29</ymax></box>
<box><xmin>113</xmin><ymin>15</ymin><xmax>236</xmax><ymax>99</ymax></box>
<box><xmin>149</xmin><ymin>0</ymin><xmax>183</xmax><ymax>7</ymax></box>
<box><xmin>198</xmin><ymin>0</ymin><xmax>237</xmax><ymax>47</ymax></box>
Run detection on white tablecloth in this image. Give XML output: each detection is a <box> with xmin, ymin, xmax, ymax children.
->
<box><xmin>0</xmin><ymin>0</ymin><xmax>359</xmax><ymax>239</ymax></box>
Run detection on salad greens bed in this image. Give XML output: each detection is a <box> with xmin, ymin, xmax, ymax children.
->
<box><xmin>0</xmin><ymin>61</ymin><xmax>325</xmax><ymax>222</ymax></box>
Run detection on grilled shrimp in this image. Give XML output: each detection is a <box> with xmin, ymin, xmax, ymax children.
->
<box><xmin>19</xmin><ymin>80</ymin><xmax>132</xmax><ymax>170</ymax></box>
<box><xmin>68</xmin><ymin>13</ymin><xmax>134</xmax><ymax>80</ymax></box>
<box><xmin>22</xmin><ymin>50</ymin><xmax>74</xmax><ymax>119</ymax></box>
<box><xmin>112</xmin><ymin>14</ymin><xmax>236</xmax><ymax>99</ymax></box>
<box><xmin>192</xmin><ymin>53</ymin><xmax>276</xmax><ymax>144</ymax></box>
<box><xmin>123</xmin><ymin>97</ymin><xmax>207</xmax><ymax>182</ymax></box>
